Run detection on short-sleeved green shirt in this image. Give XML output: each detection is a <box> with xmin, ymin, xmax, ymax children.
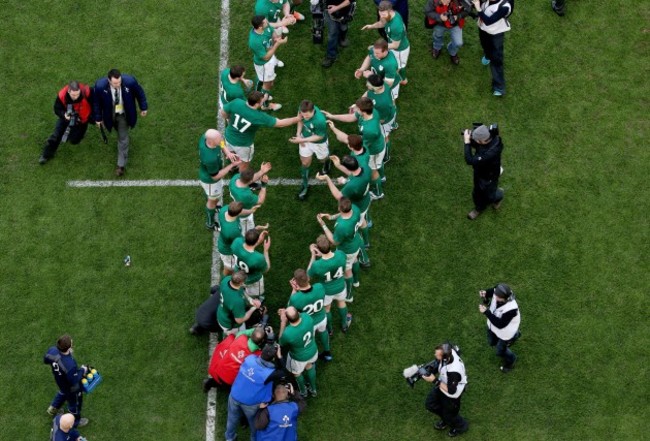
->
<box><xmin>385</xmin><ymin>12</ymin><xmax>410</xmax><ymax>51</ymax></box>
<box><xmin>223</xmin><ymin>99</ymin><xmax>277</xmax><ymax>147</ymax></box>
<box><xmin>229</xmin><ymin>174</ymin><xmax>259</xmax><ymax>209</ymax></box>
<box><xmin>231</xmin><ymin>237</ymin><xmax>267</xmax><ymax>283</ymax></box>
<box><xmin>355</xmin><ymin>109</ymin><xmax>385</xmax><ymax>155</ymax></box>
<box><xmin>279</xmin><ymin>313</ymin><xmax>318</xmax><ymax>361</ymax></box>
<box><xmin>249</xmin><ymin>26</ymin><xmax>275</xmax><ymax>66</ymax></box>
<box><xmin>198</xmin><ymin>134</ymin><xmax>224</xmax><ymax>184</ymax></box>
<box><xmin>369</xmin><ymin>48</ymin><xmax>401</xmax><ymax>89</ymax></box>
<box><xmin>308</xmin><ymin>251</ymin><xmax>347</xmax><ymax>296</ymax></box>
<box><xmin>353</xmin><ymin>147</ymin><xmax>371</xmax><ymax>172</ymax></box>
<box><xmin>254</xmin><ymin>0</ymin><xmax>287</xmax><ymax>23</ymax></box>
<box><xmin>217</xmin><ymin>206</ymin><xmax>242</xmax><ymax>255</ymax></box>
<box><xmin>333</xmin><ymin>205</ymin><xmax>363</xmax><ymax>254</ymax></box>
<box><xmin>217</xmin><ymin>276</ymin><xmax>247</xmax><ymax>329</ymax></box>
<box><xmin>219</xmin><ymin>68</ymin><xmax>246</xmax><ymax>108</ymax></box>
<box><xmin>341</xmin><ymin>167</ymin><xmax>371</xmax><ymax>213</ymax></box>
<box><xmin>300</xmin><ymin>105</ymin><xmax>328</xmax><ymax>143</ymax></box>
<box><xmin>287</xmin><ymin>283</ymin><xmax>326</xmax><ymax>324</ymax></box>
<box><xmin>367</xmin><ymin>85</ymin><xmax>396</xmax><ymax>124</ymax></box>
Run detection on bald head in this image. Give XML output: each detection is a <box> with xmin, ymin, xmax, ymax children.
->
<box><xmin>286</xmin><ymin>306</ymin><xmax>300</xmax><ymax>323</ymax></box>
<box><xmin>60</xmin><ymin>413</ymin><xmax>75</xmax><ymax>431</ymax></box>
<box><xmin>205</xmin><ymin>129</ymin><xmax>224</xmax><ymax>148</ymax></box>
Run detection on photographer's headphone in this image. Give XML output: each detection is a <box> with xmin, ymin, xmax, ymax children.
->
<box><xmin>495</xmin><ymin>283</ymin><xmax>513</xmax><ymax>301</ymax></box>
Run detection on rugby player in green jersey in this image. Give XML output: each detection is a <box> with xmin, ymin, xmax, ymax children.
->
<box><xmin>323</xmin><ymin>97</ymin><xmax>385</xmax><ymax>200</ymax></box>
<box><xmin>198</xmin><ymin>129</ymin><xmax>241</xmax><ymax>230</ymax></box>
<box><xmin>363</xmin><ymin>74</ymin><xmax>396</xmax><ymax>163</ymax></box>
<box><xmin>254</xmin><ymin>0</ymin><xmax>298</xmax><ymax>35</ymax></box>
<box><xmin>316</xmin><ymin>155</ymin><xmax>372</xmax><ymax>269</ymax></box>
<box><xmin>354</xmin><ymin>39</ymin><xmax>402</xmax><ymax>100</ymax></box>
<box><xmin>278</xmin><ymin>306</ymin><xmax>318</xmax><ymax>396</ymax></box>
<box><xmin>249</xmin><ymin>16</ymin><xmax>289</xmax><ymax>111</ymax></box>
<box><xmin>324</xmin><ymin>133</ymin><xmax>373</xmax><ymax>265</ymax></box>
<box><xmin>362</xmin><ymin>1</ymin><xmax>410</xmax><ymax>85</ymax></box>
<box><xmin>218</xmin><ymin>66</ymin><xmax>253</xmax><ymax>111</ymax></box>
<box><xmin>317</xmin><ymin>197</ymin><xmax>364</xmax><ymax>301</ymax></box>
<box><xmin>307</xmin><ymin>235</ymin><xmax>352</xmax><ymax>340</ymax></box>
<box><xmin>217</xmin><ymin>201</ymin><xmax>262</xmax><ymax>276</ymax></box>
<box><xmin>229</xmin><ymin>161</ymin><xmax>271</xmax><ymax>233</ymax></box>
<box><xmin>287</xmin><ymin>269</ymin><xmax>331</xmax><ymax>361</ymax></box>
<box><xmin>220</xmin><ymin>92</ymin><xmax>301</xmax><ymax>171</ymax></box>
<box><xmin>288</xmin><ymin>100</ymin><xmax>331</xmax><ymax>201</ymax></box>
<box><xmin>217</xmin><ymin>271</ymin><xmax>262</xmax><ymax>335</ymax></box>
<box><xmin>231</xmin><ymin>229</ymin><xmax>271</xmax><ymax>301</ymax></box>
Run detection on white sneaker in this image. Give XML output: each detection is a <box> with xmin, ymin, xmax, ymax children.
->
<box><xmin>281</xmin><ymin>26</ymin><xmax>289</xmax><ymax>34</ymax></box>
<box><xmin>276</xmin><ymin>60</ymin><xmax>285</xmax><ymax>68</ymax></box>
<box><xmin>267</xmin><ymin>103</ymin><xmax>282</xmax><ymax>111</ymax></box>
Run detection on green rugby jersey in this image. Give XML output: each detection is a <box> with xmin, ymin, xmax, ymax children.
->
<box><xmin>355</xmin><ymin>109</ymin><xmax>385</xmax><ymax>155</ymax></box>
<box><xmin>219</xmin><ymin>68</ymin><xmax>246</xmax><ymax>108</ymax></box>
<box><xmin>217</xmin><ymin>206</ymin><xmax>242</xmax><ymax>255</ymax></box>
<box><xmin>287</xmin><ymin>283</ymin><xmax>327</xmax><ymax>324</ymax></box>
<box><xmin>198</xmin><ymin>134</ymin><xmax>224</xmax><ymax>184</ymax></box>
<box><xmin>229</xmin><ymin>174</ymin><xmax>259</xmax><ymax>209</ymax></box>
<box><xmin>308</xmin><ymin>251</ymin><xmax>347</xmax><ymax>296</ymax></box>
<box><xmin>279</xmin><ymin>313</ymin><xmax>318</xmax><ymax>361</ymax></box>
<box><xmin>217</xmin><ymin>276</ymin><xmax>247</xmax><ymax>328</ymax></box>
<box><xmin>385</xmin><ymin>12</ymin><xmax>410</xmax><ymax>51</ymax></box>
<box><xmin>223</xmin><ymin>99</ymin><xmax>277</xmax><ymax>147</ymax></box>
<box><xmin>300</xmin><ymin>105</ymin><xmax>328</xmax><ymax>143</ymax></box>
<box><xmin>249</xmin><ymin>26</ymin><xmax>275</xmax><ymax>66</ymax></box>
<box><xmin>368</xmin><ymin>48</ymin><xmax>401</xmax><ymax>89</ymax></box>
<box><xmin>333</xmin><ymin>205</ymin><xmax>363</xmax><ymax>254</ymax></box>
<box><xmin>231</xmin><ymin>237</ymin><xmax>267</xmax><ymax>283</ymax></box>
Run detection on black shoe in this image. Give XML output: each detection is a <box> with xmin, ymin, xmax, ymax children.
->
<box><xmin>321</xmin><ymin>159</ymin><xmax>332</xmax><ymax>175</ymax></box>
<box><xmin>551</xmin><ymin>0</ymin><xmax>565</xmax><ymax>16</ymax></box>
<box><xmin>319</xmin><ymin>351</ymin><xmax>333</xmax><ymax>362</ymax></box>
<box><xmin>339</xmin><ymin>38</ymin><xmax>350</xmax><ymax>48</ymax></box>
<box><xmin>297</xmin><ymin>185</ymin><xmax>309</xmax><ymax>201</ymax></box>
<box><xmin>434</xmin><ymin>421</ymin><xmax>448</xmax><ymax>431</ymax></box>
<box><xmin>39</xmin><ymin>155</ymin><xmax>49</xmax><ymax>165</ymax></box>
<box><xmin>448</xmin><ymin>428</ymin><xmax>466</xmax><ymax>437</ymax></box>
<box><xmin>189</xmin><ymin>323</ymin><xmax>202</xmax><ymax>335</ymax></box>
<box><xmin>359</xmin><ymin>260</ymin><xmax>371</xmax><ymax>269</ymax></box>
<box><xmin>202</xmin><ymin>377</ymin><xmax>214</xmax><ymax>393</ymax></box>
<box><xmin>321</xmin><ymin>57</ymin><xmax>336</xmax><ymax>68</ymax></box>
<box><xmin>501</xmin><ymin>356</ymin><xmax>517</xmax><ymax>373</ymax></box>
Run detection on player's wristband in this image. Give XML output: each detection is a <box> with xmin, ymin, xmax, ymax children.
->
<box><xmin>261</xmin><ymin>183</ymin><xmax>267</xmax><ymax>188</ymax></box>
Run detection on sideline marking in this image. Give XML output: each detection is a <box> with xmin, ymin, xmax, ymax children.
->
<box><xmin>207</xmin><ymin>0</ymin><xmax>230</xmax><ymax>439</ymax></box>
<box><xmin>67</xmin><ymin>178</ymin><xmax>325</xmax><ymax>188</ymax></box>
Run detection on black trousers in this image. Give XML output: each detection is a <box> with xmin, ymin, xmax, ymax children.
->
<box><xmin>425</xmin><ymin>387</ymin><xmax>468</xmax><ymax>430</ymax></box>
<box><xmin>472</xmin><ymin>175</ymin><xmax>503</xmax><ymax>211</ymax></box>
<box><xmin>42</xmin><ymin>118</ymin><xmax>88</xmax><ymax>159</ymax></box>
<box><xmin>478</xmin><ymin>29</ymin><xmax>506</xmax><ymax>93</ymax></box>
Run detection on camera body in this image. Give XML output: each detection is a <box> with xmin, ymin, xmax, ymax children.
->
<box><xmin>403</xmin><ymin>359</ymin><xmax>440</xmax><ymax>388</ymax></box>
<box><xmin>259</xmin><ymin>313</ymin><xmax>276</xmax><ymax>345</ymax></box>
<box><xmin>65</xmin><ymin>104</ymin><xmax>79</xmax><ymax>127</ymax></box>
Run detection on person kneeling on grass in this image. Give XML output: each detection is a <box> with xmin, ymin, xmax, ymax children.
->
<box><xmin>254</xmin><ymin>383</ymin><xmax>306</xmax><ymax>441</ymax></box>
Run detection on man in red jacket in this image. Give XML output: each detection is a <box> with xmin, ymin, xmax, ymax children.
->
<box><xmin>203</xmin><ymin>326</ymin><xmax>268</xmax><ymax>391</ymax></box>
<box><xmin>39</xmin><ymin>81</ymin><xmax>94</xmax><ymax>164</ymax></box>
<box><xmin>424</xmin><ymin>0</ymin><xmax>469</xmax><ymax>65</ymax></box>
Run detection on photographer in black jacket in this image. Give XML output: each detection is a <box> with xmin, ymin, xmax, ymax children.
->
<box><xmin>423</xmin><ymin>343</ymin><xmax>469</xmax><ymax>437</ymax></box>
<box><xmin>463</xmin><ymin>124</ymin><xmax>504</xmax><ymax>220</ymax></box>
<box><xmin>39</xmin><ymin>81</ymin><xmax>93</xmax><ymax>165</ymax></box>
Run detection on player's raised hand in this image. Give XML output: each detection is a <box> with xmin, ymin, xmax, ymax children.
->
<box><xmin>354</xmin><ymin>69</ymin><xmax>363</xmax><ymax>79</ymax></box>
<box><xmin>330</xmin><ymin>155</ymin><xmax>340</xmax><ymax>166</ymax></box>
<box><xmin>263</xmin><ymin>235</ymin><xmax>272</xmax><ymax>251</ymax></box>
<box><xmin>261</xmin><ymin>174</ymin><xmax>269</xmax><ymax>184</ymax></box>
<box><xmin>261</xmin><ymin>161</ymin><xmax>272</xmax><ymax>173</ymax></box>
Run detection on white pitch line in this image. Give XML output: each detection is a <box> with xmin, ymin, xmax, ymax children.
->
<box><xmin>67</xmin><ymin>178</ymin><xmax>325</xmax><ymax>188</ymax></box>
<box><xmin>207</xmin><ymin>0</ymin><xmax>231</xmax><ymax>439</ymax></box>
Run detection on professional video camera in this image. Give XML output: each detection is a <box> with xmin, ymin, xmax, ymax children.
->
<box><xmin>403</xmin><ymin>359</ymin><xmax>440</xmax><ymax>388</ymax></box>
<box><xmin>458</xmin><ymin>0</ymin><xmax>478</xmax><ymax>18</ymax></box>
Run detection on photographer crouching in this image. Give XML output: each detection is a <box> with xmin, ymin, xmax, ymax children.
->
<box><xmin>39</xmin><ymin>81</ymin><xmax>93</xmax><ymax>165</ymax></box>
<box><xmin>463</xmin><ymin>123</ymin><xmax>504</xmax><ymax>220</ymax></box>
<box><xmin>421</xmin><ymin>344</ymin><xmax>469</xmax><ymax>437</ymax></box>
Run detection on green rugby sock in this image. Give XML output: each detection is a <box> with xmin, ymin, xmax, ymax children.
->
<box><xmin>345</xmin><ymin>277</ymin><xmax>353</xmax><ymax>295</ymax></box>
<box><xmin>399</xmin><ymin>67</ymin><xmax>407</xmax><ymax>82</ymax></box>
<box><xmin>296</xmin><ymin>375</ymin><xmax>306</xmax><ymax>394</ymax></box>
<box><xmin>361</xmin><ymin>226</ymin><xmax>369</xmax><ymax>247</ymax></box>
<box><xmin>205</xmin><ymin>207</ymin><xmax>216</xmax><ymax>226</ymax></box>
<box><xmin>300</xmin><ymin>166</ymin><xmax>309</xmax><ymax>187</ymax></box>
<box><xmin>352</xmin><ymin>262</ymin><xmax>360</xmax><ymax>283</ymax></box>
<box><xmin>359</xmin><ymin>247</ymin><xmax>370</xmax><ymax>265</ymax></box>
<box><xmin>338</xmin><ymin>306</ymin><xmax>348</xmax><ymax>326</ymax></box>
<box><xmin>326</xmin><ymin>311</ymin><xmax>333</xmax><ymax>333</ymax></box>
<box><xmin>304</xmin><ymin>366</ymin><xmax>317</xmax><ymax>391</ymax></box>
<box><xmin>318</xmin><ymin>330</ymin><xmax>330</xmax><ymax>352</ymax></box>
<box><xmin>372</xmin><ymin>178</ymin><xmax>383</xmax><ymax>196</ymax></box>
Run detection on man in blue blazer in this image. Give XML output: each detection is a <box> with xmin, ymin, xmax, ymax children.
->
<box><xmin>93</xmin><ymin>69</ymin><xmax>148</xmax><ymax>176</ymax></box>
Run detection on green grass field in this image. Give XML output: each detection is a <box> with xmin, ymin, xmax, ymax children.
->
<box><xmin>1</xmin><ymin>0</ymin><xmax>648</xmax><ymax>440</ymax></box>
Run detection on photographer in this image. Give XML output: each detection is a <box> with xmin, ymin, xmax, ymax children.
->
<box><xmin>39</xmin><ymin>81</ymin><xmax>93</xmax><ymax>165</ymax></box>
<box><xmin>424</xmin><ymin>0</ymin><xmax>469</xmax><ymax>65</ymax></box>
<box><xmin>254</xmin><ymin>383</ymin><xmax>307</xmax><ymax>440</ymax></box>
<box><xmin>204</xmin><ymin>326</ymin><xmax>268</xmax><ymax>391</ymax></box>
<box><xmin>472</xmin><ymin>0</ymin><xmax>513</xmax><ymax>96</ymax></box>
<box><xmin>43</xmin><ymin>335</ymin><xmax>90</xmax><ymax>428</ymax></box>
<box><xmin>225</xmin><ymin>345</ymin><xmax>289</xmax><ymax>441</ymax></box>
<box><xmin>463</xmin><ymin>124</ymin><xmax>504</xmax><ymax>220</ymax></box>
<box><xmin>320</xmin><ymin>0</ymin><xmax>356</xmax><ymax>68</ymax></box>
<box><xmin>422</xmin><ymin>344</ymin><xmax>469</xmax><ymax>437</ymax></box>
<box><xmin>479</xmin><ymin>283</ymin><xmax>521</xmax><ymax>372</ymax></box>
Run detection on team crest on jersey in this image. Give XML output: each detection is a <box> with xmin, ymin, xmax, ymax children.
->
<box><xmin>279</xmin><ymin>414</ymin><xmax>293</xmax><ymax>428</ymax></box>
<box><xmin>237</xmin><ymin>350</ymin><xmax>245</xmax><ymax>359</ymax></box>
